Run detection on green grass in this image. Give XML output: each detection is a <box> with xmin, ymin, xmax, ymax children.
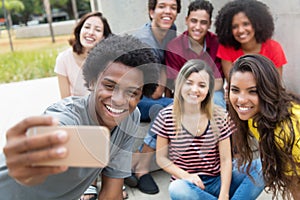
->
<box><xmin>0</xmin><ymin>48</ymin><xmax>62</xmax><ymax>83</ymax></box>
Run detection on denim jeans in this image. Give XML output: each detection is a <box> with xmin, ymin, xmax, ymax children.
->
<box><xmin>168</xmin><ymin>159</ymin><xmax>264</xmax><ymax>200</ymax></box>
<box><xmin>214</xmin><ymin>89</ymin><xmax>226</xmax><ymax>109</ymax></box>
<box><xmin>137</xmin><ymin>95</ymin><xmax>173</xmax><ymax>122</ymax></box>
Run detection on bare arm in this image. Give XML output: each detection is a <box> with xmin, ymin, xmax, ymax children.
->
<box><xmin>99</xmin><ymin>174</ymin><xmax>124</xmax><ymax>200</ymax></box>
<box><xmin>3</xmin><ymin>116</ymin><xmax>69</xmax><ymax>186</ymax></box>
<box><xmin>156</xmin><ymin>135</ymin><xmax>205</xmax><ymax>189</ymax></box>
<box><xmin>218</xmin><ymin>137</ymin><xmax>232</xmax><ymax>200</ymax></box>
<box><xmin>56</xmin><ymin>74</ymin><xmax>71</xmax><ymax>98</ymax></box>
<box><xmin>221</xmin><ymin>60</ymin><xmax>233</xmax><ymax>83</ymax></box>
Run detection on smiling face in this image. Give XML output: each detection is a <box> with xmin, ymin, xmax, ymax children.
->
<box><xmin>186</xmin><ymin>9</ymin><xmax>210</xmax><ymax>44</ymax></box>
<box><xmin>231</xmin><ymin>12</ymin><xmax>256</xmax><ymax>45</ymax></box>
<box><xmin>92</xmin><ymin>62</ymin><xmax>143</xmax><ymax>129</ymax></box>
<box><xmin>181</xmin><ymin>70</ymin><xmax>209</xmax><ymax>107</ymax></box>
<box><xmin>229</xmin><ymin>71</ymin><xmax>260</xmax><ymax>120</ymax></box>
<box><xmin>80</xmin><ymin>16</ymin><xmax>105</xmax><ymax>52</ymax></box>
<box><xmin>150</xmin><ymin>0</ymin><xmax>178</xmax><ymax>30</ymax></box>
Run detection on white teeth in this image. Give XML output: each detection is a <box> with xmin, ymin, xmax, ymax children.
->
<box><xmin>239</xmin><ymin>106</ymin><xmax>250</xmax><ymax>111</ymax></box>
<box><xmin>85</xmin><ymin>37</ymin><xmax>94</xmax><ymax>41</ymax></box>
<box><xmin>162</xmin><ymin>17</ymin><xmax>171</xmax><ymax>20</ymax></box>
<box><xmin>106</xmin><ymin>105</ymin><xmax>125</xmax><ymax>114</ymax></box>
<box><xmin>188</xmin><ymin>94</ymin><xmax>198</xmax><ymax>99</ymax></box>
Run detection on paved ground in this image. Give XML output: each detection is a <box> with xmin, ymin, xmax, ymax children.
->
<box><xmin>0</xmin><ymin>77</ymin><xmax>277</xmax><ymax>199</ymax></box>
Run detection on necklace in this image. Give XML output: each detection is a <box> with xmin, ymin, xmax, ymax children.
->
<box><xmin>196</xmin><ymin>118</ymin><xmax>209</xmax><ymax>136</ymax></box>
<box><xmin>182</xmin><ymin>113</ymin><xmax>208</xmax><ymax>136</ymax></box>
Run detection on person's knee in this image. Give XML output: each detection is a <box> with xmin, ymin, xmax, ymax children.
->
<box><xmin>249</xmin><ymin>159</ymin><xmax>264</xmax><ymax>187</ymax></box>
<box><xmin>169</xmin><ymin>179</ymin><xmax>191</xmax><ymax>199</ymax></box>
<box><xmin>149</xmin><ymin>104</ymin><xmax>164</xmax><ymax>120</ymax></box>
<box><xmin>213</xmin><ymin>91</ymin><xmax>226</xmax><ymax>109</ymax></box>
<box><xmin>250</xmin><ymin>159</ymin><xmax>262</xmax><ymax>171</ymax></box>
<box><xmin>231</xmin><ymin>160</ymin><xmax>265</xmax><ymax>200</ymax></box>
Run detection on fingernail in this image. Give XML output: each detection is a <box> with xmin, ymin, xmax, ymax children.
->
<box><xmin>51</xmin><ymin>117</ymin><xmax>59</xmax><ymax>123</ymax></box>
<box><xmin>56</xmin><ymin>147</ymin><xmax>67</xmax><ymax>155</ymax></box>
<box><xmin>56</xmin><ymin>130</ymin><xmax>67</xmax><ymax>141</ymax></box>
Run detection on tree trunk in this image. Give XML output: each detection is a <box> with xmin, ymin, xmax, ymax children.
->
<box><xmin>90</xmin><ymin>0</ymin><xmax>102</xmax><ymax>12</ymax></box>
<box><xmin>71</xmin><ymin>0</ymin><xmax>78</xmax><ymax>22</ymax></box>
<box><xmin>7</xmin><ymin>11</ymin><xmax>12</xmax><ymax>28</ymax></box>
<box><xmin>43</xmin><ymin>0</ymin><xmax>55</xmax><ymax>43</ymax></box>
<box><xmin>1</xmin><ymin>0</ymin><xmax>13</xmax><ymax>51</ymax></box>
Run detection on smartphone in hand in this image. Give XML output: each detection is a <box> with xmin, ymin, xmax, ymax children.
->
<box><xmin>26</xmin><ymin>126</ymin><xmax>110</xmax><ymax>168</ymax></box>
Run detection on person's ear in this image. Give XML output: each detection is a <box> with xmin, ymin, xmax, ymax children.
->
<box><xmin>89</xmin><ymin>81</ymin><xmax>95</xmax><ymax>91</ymax></box>
<box><xmin>149</xmin><ymin>9</ymin><xmax>155</xmax><ymax>20</ymax></box>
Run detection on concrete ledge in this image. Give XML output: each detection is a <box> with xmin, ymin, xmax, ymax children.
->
<box><xmin>15</xmin><ymin>20</ymin><xmax>76</xmax><ymax>38</ymax></box>
<box><xmin>0</xmin><ymin>77</ymin><xmax>60</xmax><ymax>151</ymax></box>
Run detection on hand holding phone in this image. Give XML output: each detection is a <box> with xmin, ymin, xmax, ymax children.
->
<box><xmin>26</xmin><ymin>126</ymin><xmax>110</xmax><ymax>168</ymax></box>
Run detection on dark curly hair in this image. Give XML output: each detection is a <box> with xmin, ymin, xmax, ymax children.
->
<box><xmin>82</xmin><ymin>34</ymin><xmax>161</xmax><ymax>97</ymax></box>
<box><xmin>148</xmin><ymin>0</ymin><xmax>181</xmax><ymax>20</ymax></box>
<box><xmin>187</xmin><ymin>0</ymin><xmax>213</xmax><ymax>22</ymax></box>
<box><xmin>227</xmin><ymin>54</ymin><xmax>300</xmax><ymax>199</ymax></box>
<box><xmin>68</xmin><ymin>12</ymin><xmax>112</xmax><ymax>55</ymax></box>
<box><xmin>214</xmin><ymin>0</ymin><xmax>274</xmax><ymax>50</ymax></box>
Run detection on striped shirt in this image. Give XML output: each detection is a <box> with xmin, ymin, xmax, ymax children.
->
<box><xmin>151</xmin><ymin>105</ymin><xmax>233</xmax><ymax>180</ymax></box>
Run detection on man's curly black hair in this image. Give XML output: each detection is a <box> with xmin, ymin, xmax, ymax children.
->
<box><xmin>82</xmin><ymin>34</ymin><xmax>161</xmax><ymax>97</ymax></box>
<box><xmin>214</xmin><ymin>0</ymin><xmax>274</xmax><ymax>50</ymax></box>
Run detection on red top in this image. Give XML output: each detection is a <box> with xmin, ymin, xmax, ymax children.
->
<box><xmin>217</xmin><ymin>39</ymin><xmax>287</xmax><ymax>68</ymax></box>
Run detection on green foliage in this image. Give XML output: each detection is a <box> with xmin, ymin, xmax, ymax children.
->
<box><xmin>50</xmin><ymin>0</ymin><xmax>69</xmax><ymax>8</ymax></box>
<box><xmin>17</xmin><ymin>0</ymin><xmax>42</xmax><ymax>25</ymax></box>
<box><xmin>0</xmin><ymin>0</ymin><xmax>24</xmax><ymax>12</ymax></box>
<box><xmin>8</xmin><ymin>0</ymin><xmax>91</xmax><ymax>24</ymax></box>
<box><xmin>22</xmin><ymin>0</ymin><xmax>43</xmax><ymax>16</ymax></box>
<box><xmin>0</xmin><ymin>46</ymin><xmax>66</xmax><ymax>83</ymax></box>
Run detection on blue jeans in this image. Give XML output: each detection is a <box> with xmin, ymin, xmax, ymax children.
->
<box><xmin>169</xmin><ymin>159</ymin><xmax>264</xmax><ymax>200</ymax></box>
<box><xmin>137</xmin><ymin>95</ymin><xmax>173</xmax><ymax>122</ymax></box>
<box><xmin>231</xmin><ymin>159</ymin><xmax>265</xmax><ymax>199</ymax></box>
<box><xmin>214</xmin><ymin>89</ymin><xmax>226</xmax><ymax>109</ymax></box>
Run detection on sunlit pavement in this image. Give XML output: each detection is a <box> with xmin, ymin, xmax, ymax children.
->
<box><xmin>0</xmin><ymin>77</ymin><xmax>278</xmax><ymax>199</ymax></box>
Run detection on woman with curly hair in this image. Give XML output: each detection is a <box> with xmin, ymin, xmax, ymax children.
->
<box><xmin>214</xmin><ymin>0</ymin><xmax>287</xmax><ymax>81</ymax></box>
<box><xmin>228</xmin><ymin>54</ymin><xmax>300</xmax><ymax>199</ymax></box>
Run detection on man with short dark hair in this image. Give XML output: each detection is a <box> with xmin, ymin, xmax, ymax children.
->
<box><xmin>0</xmin><ymin>34</ymin><xmax>160</xmax><ymax>200</ymax></box>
